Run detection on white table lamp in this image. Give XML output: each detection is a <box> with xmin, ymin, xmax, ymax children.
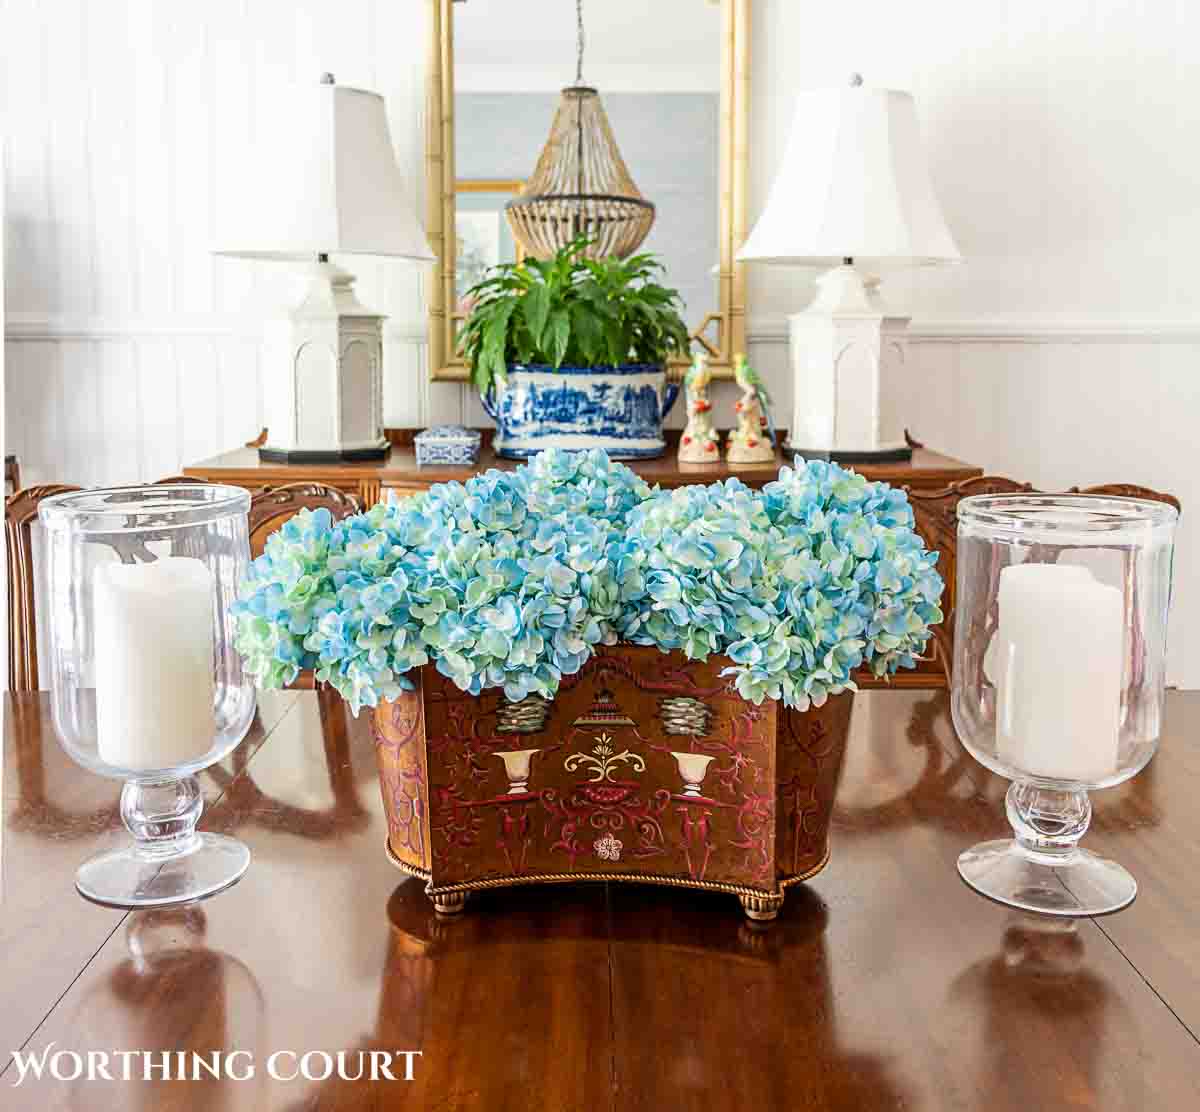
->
<box><xmin>738</xmin><ymin>76</ymin><xmax>960</xmax><ymax>462</ymax></box>
<box><xmin>215</xmin><ymin>75</ymin><xmax>433</xmax><ymax>462</ymax></box>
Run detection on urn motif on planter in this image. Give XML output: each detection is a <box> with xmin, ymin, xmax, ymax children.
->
<box><xmin>671</xmin><ymin>751</ymin><xmax>716</xmax><ymax>797</ymax></box>
<box><xmin>495</xmin><ymin>748</ymin><xmax>540</xmax><ymax>794</ymax></box>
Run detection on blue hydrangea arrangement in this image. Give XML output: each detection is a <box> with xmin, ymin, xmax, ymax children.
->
<box><xmin>233</xmin><ymin>449</ymin><xmax>943</xmax><ymax>715</ymax></box>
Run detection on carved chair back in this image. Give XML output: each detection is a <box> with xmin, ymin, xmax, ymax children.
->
<box><xmin>5</xmin><ymin>484</ymin><xmax>82</xmax><ymax>692</ymax></box>
<box><xmin>158</xmin><ymin>476</ymin><xmax>363</xmax><ymax>556</ymax></box>
<box><xmin>248</xmin><ymin>482</ymin><xmax>361</xmax><ymax>558</ymax></box>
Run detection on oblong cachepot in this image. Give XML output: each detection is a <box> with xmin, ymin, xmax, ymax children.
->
<box><xmin>480</xmin><ymin>363</ymin><xmax>680</xmax><ymax>459</ymax></box>
<box><xmin>372</xmin><ymin>645</ymin><xmax>853</xmax><ymax>921</ymax></box>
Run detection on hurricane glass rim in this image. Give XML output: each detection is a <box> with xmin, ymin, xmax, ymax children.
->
<box><xmin>39</xmin><ymin>484</ymin><xmax>251</xmax><ymax>533</ymax></box>
<box><xmin>957</xmin><ymin>493</ymin><xmax>1177</xmax><ymax>541</ymax></box>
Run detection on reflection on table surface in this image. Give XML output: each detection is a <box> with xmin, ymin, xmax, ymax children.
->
<box><xmin>4</xmin><ymin>688</ymin><xmax>1200</xmax><ymax>1110</ymax></box>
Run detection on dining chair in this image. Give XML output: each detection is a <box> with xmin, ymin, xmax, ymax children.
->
<box><xmin>5</xmin><ymin>484</ymin><xmax>82</xmax><ymax>692</ymax></box>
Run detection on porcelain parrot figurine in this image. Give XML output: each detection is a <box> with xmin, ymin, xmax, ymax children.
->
<box><xmin>678</xmin><ymin>352</ymin><xmax>721</xmax><ymax>462</ymax></box>
<box><xmin>726</xmin><ymin>352</ymin><xmax>776</xmax><ymax>463</ymax></box>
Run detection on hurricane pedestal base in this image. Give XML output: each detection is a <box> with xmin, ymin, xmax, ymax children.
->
<box><xmin>76</xmin><ymin>834</ymin><xmax>250</xmax><ymax>909</ymax></box>
<box><xmin>957</xmin><ymin>780</ymin><xmax>1136</xmax><ymax>917</ymax></box>
<box><xmin>957</xmin><ymin>839</ymin><xmax>1136</xmax><ymax>917</ymax></box>
<box><xmin>75</xmin><ymin>775</ymin><xmax>251</xmax><ymax>909</ymax></box>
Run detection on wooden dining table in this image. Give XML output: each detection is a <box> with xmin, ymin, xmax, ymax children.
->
<box><xmin>3</xmin><ymin>685</ymin><xmax>1199</xmax><ymax>1110</ymax></box>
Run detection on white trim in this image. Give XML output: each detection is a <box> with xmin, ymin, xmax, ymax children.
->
<box><xmin>4</xmin><ymin>313</ymin><xmax>428</xmax><ymax>343</ymax></box>
<box><xmin>12</xmin><ymin>313</ymin><xmax>1198</xmax><ymax>347</ymax></box>
<box><xmin>747</xmin><ymin>316</ymin><xmax>1200</xmax><ymax>345</ymax></box>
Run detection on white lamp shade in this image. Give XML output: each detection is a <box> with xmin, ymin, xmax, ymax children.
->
<box><xmin>738</xmin><ymin>86</ymin><xmax>960</xmax><ymax>267</ymax></box>
<box><xmin>214</xmin><ymin>80</ymin><xmax>434</xmax><ymax>263</ymax></box>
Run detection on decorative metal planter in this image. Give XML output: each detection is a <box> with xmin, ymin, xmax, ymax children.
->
<box><xmin>372</xmin><ymin>645</ymin><xmax>853</xmax><ymax>921</ymax></box>
<box><xmin>480</xmin><ymin>364</ymin><xmax>680</xmax><ymax>460</ymax></box>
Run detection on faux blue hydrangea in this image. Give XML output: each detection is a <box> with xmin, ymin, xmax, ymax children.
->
<box><xmin>233</xmin><ymin>449</ymin><xmax>943</xmax><ymax>715</ymax></box>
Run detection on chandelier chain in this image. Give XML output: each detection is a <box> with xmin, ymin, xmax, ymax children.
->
<box><xmin>504</xmin><ymin>0</ymin><xmax>655</xmax><ymax>260</ymax></box>
<box><xmin>575</xmin><ymin>0</ymin><xmax>585</xmax><ymax>85</ymax></box>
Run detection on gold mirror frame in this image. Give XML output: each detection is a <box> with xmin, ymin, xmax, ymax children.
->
<box><xmin>426</xmin><ymin>0</ymin><xmax>748</xmax><ymax>381</ymax></box>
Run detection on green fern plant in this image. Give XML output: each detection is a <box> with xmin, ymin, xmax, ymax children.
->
<box><xmin>457</xmin><ymin>237</ymin><xmax>691</xmax><ymax>397</ymax></box>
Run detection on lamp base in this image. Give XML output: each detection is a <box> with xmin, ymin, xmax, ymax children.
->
<box><xmin>259</xmin><ymin>442</ymin><xmax>391</xmax><ymax>464</ymax></box>
<box><xmin>788</xmin><ymin>264</ymin><xmax>912</xmax><ymax>463</ymax></box>
<box><xmin>783</xmin><ymin>442</ymin><xmax>913</xmax><ymax>464</ymax></box>
<box><xmin>260</xmin><ymin>260</ymin><xmax>389</xmax><ymax>468</ymax></box>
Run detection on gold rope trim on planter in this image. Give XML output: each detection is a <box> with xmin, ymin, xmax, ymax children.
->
<box><xmin>384</xmin><ymin>838</ymin><xmax>831</xmax><ymax>899</ymax></box>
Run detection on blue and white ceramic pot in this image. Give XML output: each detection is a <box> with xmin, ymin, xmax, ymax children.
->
<box><xmin>481</xmin><ymin>363</ymin><xmax>680</xmax><ymax>460</ymax></box>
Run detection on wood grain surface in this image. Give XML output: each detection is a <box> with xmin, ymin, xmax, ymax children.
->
<box><xmin>3</xmin><ymin>687</ymin><xmax>1198</xmax><ymax>1110</ymax></box>
<box><xmin>183</xmin><ymin>438</ymin><xmax>983</xmax><ymax>500</ymax></box>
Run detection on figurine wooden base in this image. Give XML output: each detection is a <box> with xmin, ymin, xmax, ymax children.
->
<box><xmin>373</xmin><ymin>646</ymin><xmax>853</xmax><ymax>922</ymax></box>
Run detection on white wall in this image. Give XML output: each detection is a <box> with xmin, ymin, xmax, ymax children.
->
<box><xmin>5</xmin><ymin>0</ymin><xmax>1200</xmax><ymax>683</ymax></box>
<box><xmin>2</xmin><ymin>0</ymin><xmax>456</xmax><ymax>488</ymax></box>
<box><xmin>740</xmin><ymin>0</ymin><xmax>1200</xmax><ymax>687</ymax></box>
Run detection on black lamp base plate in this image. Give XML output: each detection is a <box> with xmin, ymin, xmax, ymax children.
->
<box><xmin>258</xmin><ymin>444</ymin><xmax>391</xmax><ymax>464</ymax></box>
<box><xmin>783</xmin><ymin>443</ymin><xmax>914</xmax><ymax>465</ymax></box>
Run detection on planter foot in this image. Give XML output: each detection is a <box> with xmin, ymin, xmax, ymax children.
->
<box><xmin>739</xmin><ymin>892</ymin><xmax>783</xmax><ymax>922</ymax></box>
<box><xmin>432</xmin><ymin>891</ymin><xmax>468</xmax><ymax>916</ymax></box>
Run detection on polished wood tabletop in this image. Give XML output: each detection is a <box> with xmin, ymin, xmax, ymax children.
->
<box><xmin>184</xmin><ymin>437</ymin><xmax>982</xmax><ymax>500</ymax></box>
<box><xmin>3</xmin><ymin>687</ymin><xmax>1199</xmax><ymax>1110</ymax></box>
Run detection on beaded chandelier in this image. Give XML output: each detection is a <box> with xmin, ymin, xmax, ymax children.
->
<box><xmin>505</xmin><ymin>0</ymin><xmax>655</xmax><ymax>259</ymax></box>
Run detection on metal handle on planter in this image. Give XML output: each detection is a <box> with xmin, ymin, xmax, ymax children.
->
<box><xmin>662</xmin><ymin>381</ymin><xmax>680</xmax><ymax>419</ymax></box>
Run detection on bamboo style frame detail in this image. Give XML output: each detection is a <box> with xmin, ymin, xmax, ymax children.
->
<box><xmin>426</xmin><ymin>0</ymin><xmax>748</xmax><ymax>380</ymax></box>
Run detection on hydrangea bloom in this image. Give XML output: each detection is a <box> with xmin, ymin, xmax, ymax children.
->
<box><xmin>616</xmin><ymin>463</ymin><xmax>943</xmax><ymax>709</ymax></box>
<box><xmin>234</xmin><ymin>449</ymin><xmax>644</xmax><ymax>713</ymax></box>
<box><xmin>234</xmin><ymin>450</ymin><xmax>943</xmax><ymax>716</ymax></box>
<box><xmin>233</xmin><ymin>506</ymin><xmax>340</xmax><ymax>690</ymax></box>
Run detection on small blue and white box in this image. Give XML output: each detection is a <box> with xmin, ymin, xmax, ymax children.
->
<box><xmin>414</xmin><ymin>425</ymin><xmax>481</xmax><ymax>466</ymax></box>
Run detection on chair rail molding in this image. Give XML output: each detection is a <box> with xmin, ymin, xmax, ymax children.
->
<box><xmin>4</xmin><ymin>313</ymin><xmax>429</xmax><ymax>345</ymax></box>
<box><xmin>746</xmin><ymin>316</ymin><xmax>1200</xmax><ymax>346</ymax></box>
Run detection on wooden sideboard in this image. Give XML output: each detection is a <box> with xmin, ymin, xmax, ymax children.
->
<box><xmin>185</xmin><ymin>431</ymin><xmax>984</xmax><ymax>688</ymax></box>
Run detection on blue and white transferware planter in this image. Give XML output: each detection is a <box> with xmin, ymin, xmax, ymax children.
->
<box><xmin>481</xmin><ymin>363</ymin><xmax>679</xmax><ymax>460</ymax></box>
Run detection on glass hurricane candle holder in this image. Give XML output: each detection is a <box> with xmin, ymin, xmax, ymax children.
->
<box><xmin>951</xmin><ymin>494</ymin><xmax>1177</xmax><ymax>916</ymax></box>
<box><xmin>39</xmin><ymin>485</ymin><xmax>257</xmax><ymax>908</ymax></box>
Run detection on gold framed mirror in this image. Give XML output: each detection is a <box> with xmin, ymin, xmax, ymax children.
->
<box><xmin>426</xmin><ymin>0</ymin><xmax>748</xmax><ymax>381</ymax></box>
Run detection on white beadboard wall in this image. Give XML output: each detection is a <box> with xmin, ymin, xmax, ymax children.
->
<box><xmin>6</xmin><ymin>0</ymin><xmax>1200</xmax><ymax>684</ymax></box>
<box><xmin>2</xmin><ymin>0</ymin><xmax>461</xmax><ymax>490</ymax></box>
<box><xmin>737</xmin><ymin>0</ymin><xmax>1200</xmax><ymax>689</ymax></box>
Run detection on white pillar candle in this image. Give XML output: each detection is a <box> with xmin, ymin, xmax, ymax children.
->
<box><xmin>994</xmin><ymin>563</ymin><xmax>1124</xmax><ymax>782</ymax></box>
<box><xmin>984</xmin><ymin>564</ymin><xmax>1093</xmax><ymax>686</ymax></box>
<box><xmin>94</xmin><ymin>557</ymin><xmax>216</xmax><ymax>770</ymax></box>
